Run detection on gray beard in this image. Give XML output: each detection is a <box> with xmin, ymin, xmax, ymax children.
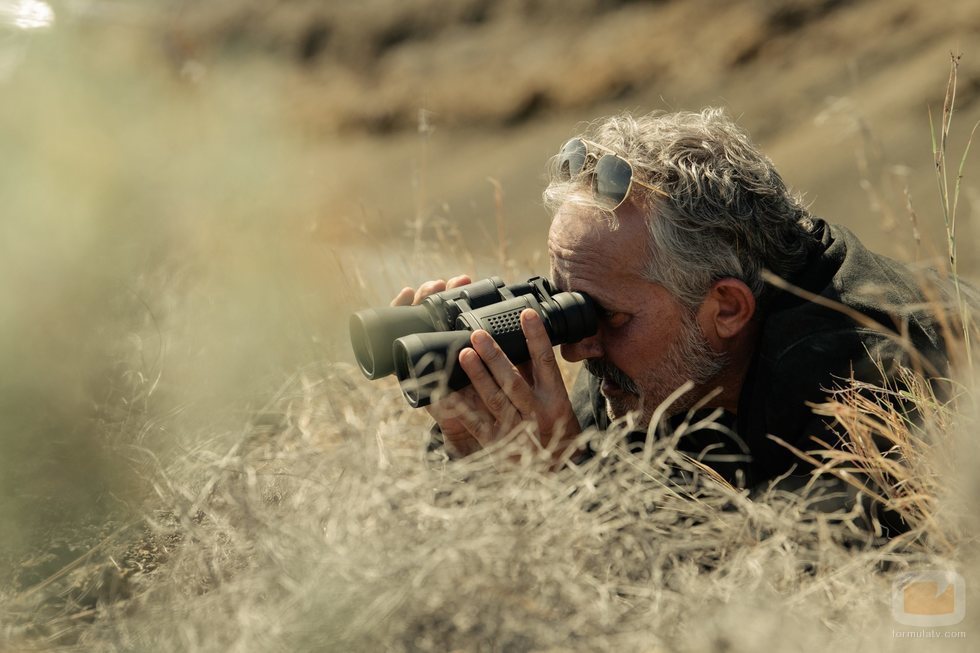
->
<box><xmin>586</xmin><ymin>311</ymin><xmax>728</xmax><ymax>426</ymax></box>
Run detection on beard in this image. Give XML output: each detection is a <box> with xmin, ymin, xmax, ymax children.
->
<box><xmin>585</xmin><ymin>310</ymin><xmax>728</xmax><ymax>427</ymax></box>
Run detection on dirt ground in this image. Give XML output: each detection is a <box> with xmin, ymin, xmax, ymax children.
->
<box><xmin>170</xmin><ymin>0</ymin><xmax>980</xmax><ymax>280</ymax></box>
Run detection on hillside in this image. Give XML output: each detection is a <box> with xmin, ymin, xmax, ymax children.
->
<box><xmin>169</xmin><ymin>0</ymin><xmax>980</xmax><ymax>272</ymax></box>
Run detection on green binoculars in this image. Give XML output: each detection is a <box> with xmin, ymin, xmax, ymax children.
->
<box><xmin>349</xmin><ymin>276</ymin><xmax>597</xmax><ymax>407</ymax></box>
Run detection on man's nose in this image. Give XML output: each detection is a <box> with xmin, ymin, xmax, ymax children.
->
<box><xmin>560</xmin><ymin>333</ymin><xmax>603</xmax><ymax>363</ymax></box>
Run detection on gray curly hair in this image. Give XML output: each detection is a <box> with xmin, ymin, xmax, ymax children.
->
<box><xmin>543</xmin><ymin>108</ymin><xmax>818</xmax><ymax>309</ymax></box>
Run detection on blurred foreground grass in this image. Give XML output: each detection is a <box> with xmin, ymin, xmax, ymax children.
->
<box><xmin>0</xmin><ymin>10</ymin><xmax>354</xmax><ymax>576</ymax></box>
<box><xmin>1</xmin><ymin>8</ymin><xmax>979</xmax><ymax>653</ymax></box>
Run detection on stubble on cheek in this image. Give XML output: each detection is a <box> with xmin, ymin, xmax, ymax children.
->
<box><xmin>600</xmin><ymin>311</ymin><xmax>729</xmax><ymax>425</ymax></box>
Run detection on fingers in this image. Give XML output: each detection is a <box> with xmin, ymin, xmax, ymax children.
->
<box><xmin>427</xmin><ymin>322</ymin><xmax>580</xmax><ymax>463</ymax></box>
<box><xmin>413</xmin><ymin>279</ymin><xmax>447</xmax><ymax>305</ymax></box>
<box><xmin>427</xmin><ymin>388</ymin><xmax>494</xmax><ymax>452</ymax></box>
<box><xmin>520</xmin><ymin>309</ymin><xmax>563</xmax><ymax>390</ymax></box>
<box><xmin>448</xmin><ymin>395</ymin><xmax>495</xmax><ymax>446</ymax></box>
<box><xmin>390</xmin><ymin>274</ymin><xmax>470</xmax><ymax>307</ymax></box>
<box><xmin>390</xmin><ymin>287</ymin><xmax>415</xmax><ymax>307</ymax></box>
<box><xmin>446</xmin><ymin>274</ymin><xmax>472</xmax><ymax>289</ymax></box>
<box><xmin>427</xmin><ymin>386</ymin><xmax>488</xmax><ymax>425</ymax></box>
<box><xmin>460</xmin><ymin>331</ymin><xmax>535</xmax><ymax>420</ymax></box>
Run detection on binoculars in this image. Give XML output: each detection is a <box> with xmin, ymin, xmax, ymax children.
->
<box><xmin>349</xmin><ymin>276</ymin><xmax>597</xmax><ymax>407</ymax></box>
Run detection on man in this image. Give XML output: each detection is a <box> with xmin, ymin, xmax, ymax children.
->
<box><xmin>392</xmin><ymin>109</ymin><xmax>949</xmax><ymax>522</ymax></box>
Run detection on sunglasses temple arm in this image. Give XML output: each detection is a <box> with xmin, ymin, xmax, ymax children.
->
<box><xmin>633</xmin><ymin>179</ymin><xmax>670</xmax><ymax>199</ymax></box>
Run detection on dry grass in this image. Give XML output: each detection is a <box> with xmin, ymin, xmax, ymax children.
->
<box><xmin>1</xmin><ymin>353</ymin><xmax>977</xmax><ymax>652</ymax></box>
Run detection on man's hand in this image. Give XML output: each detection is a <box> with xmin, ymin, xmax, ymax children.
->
<box><xmin>390</xmin><ymin>275</ymin><xmax>582</xmax><ymax>462</ymax></box>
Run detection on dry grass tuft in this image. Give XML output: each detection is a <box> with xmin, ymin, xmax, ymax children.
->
<box><xmin>3</xmin><ymin>357</ymin><xmax>977</xmax><ymax>652</ymax></box>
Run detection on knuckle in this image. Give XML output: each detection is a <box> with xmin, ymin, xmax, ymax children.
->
<box><xmin>501</xmin><ymin>371</ymin><xmax>525</xmax><ymax>395</ymax></box>
<box><xmin>485</xmin><ymin>390</ymin><xmax>509</xmax><ymax>413</ymax></box>
<box><xmin>481</xmin><ymin>343</ymin><xmax>502</xmax><ymax>363</ymax></box>
<box><xmin>537</xmin><ymin>348</ymin><xmax>557</xmax><ymax>367</ymax></box>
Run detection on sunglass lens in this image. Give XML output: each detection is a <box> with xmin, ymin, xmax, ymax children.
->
<box><xmin>558</xmin><ymin>138</ymin><xmax>588</xmax><ymax>180</ymax></box>
<box><xmin>594</xmin><ymin>155</ymin><xmax>633</xmax><ymax>208</ymax></box>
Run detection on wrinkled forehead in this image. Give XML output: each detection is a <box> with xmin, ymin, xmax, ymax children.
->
<box><xmin>547</xmin><ymin>200</ymin><xmax>649</xmax><ymax>291</ymax></box>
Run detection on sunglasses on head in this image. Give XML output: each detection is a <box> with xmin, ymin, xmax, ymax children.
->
<box><xmin>557</xmin><ymin>137</ymin><xmax>669</xmax><ymax>210</ymax></box>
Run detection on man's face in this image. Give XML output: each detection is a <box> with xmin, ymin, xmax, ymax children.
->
<box><xmin>548</xmin><ymin>199</ymin><xmax>727</xmax><ymax>426</ymax></box>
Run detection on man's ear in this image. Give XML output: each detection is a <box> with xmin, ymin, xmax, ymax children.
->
<box><xmin>699</xmin><ymin>278</ymin><xmax>756</xmax><ymax>341</ymax></box>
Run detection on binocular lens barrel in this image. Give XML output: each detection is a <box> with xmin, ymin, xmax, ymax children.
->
<box><xmin>349</xmin><ymin>304</ymin><xmax>435</xmax><ymax>379</ymax></box>
<box><xmin>349</xmin><ymin>277</ymin><xmax>509</xmax><ymax>379</ymax></box>
<box><xmin>393</xmin><ymin>331</ymin><xmax>473</xmax><ymax>407</ymax></box>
